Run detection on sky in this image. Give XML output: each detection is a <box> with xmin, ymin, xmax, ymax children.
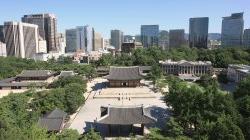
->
<box><xmin>0</xmin><ymin>0</ymin><xmax>249</xmax><ymax>38</ymax></box>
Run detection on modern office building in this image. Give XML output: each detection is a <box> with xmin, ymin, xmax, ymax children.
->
<box><xmin>66</xmin><ymin>29</ymin><xmax>78</xmax><ymax>53</ymax></box>
<box><xmin>135</xmin><ymin>35</ymin><xmax>141</xmax><ymax>43</ymax></box>
<box><xmin>66</xmin><ymin>26</ymin><xmax>94</xmax><ymax>53</ymax></box>
<box><xmin>159</xmin><ymin>30</ymin><xmax>169</xmax><ymax>50</ymax></box>
<box><xmin>243</xmin><ymin>29</ymin><xmax>250</xmax><ymax>47</ymax></box>
<box><xmin>0</xmin><ymin>41</ymin><xmax>6</xmax><ymax>57</ymax></box>
<box><xmin>4</xmin><ymin>21</ymin><xmax>39</xmax><ymax>58</ymax></box>
<box><xmin>121</xmin><ymin>42</ymin><xmax>143</xmax><ymax>53</ymax></box>
<box><xmin>84</xmin><ymin>25</ymin><xmax>94</xmax><ymax>53</ymax></box>
<box><xmin>124</xmin><ymin>35</ymin><xmax>134</xmax><ymax>43</ymax></box>
<box><xmin>0</xmin><ymin>25</ymin><xmax>4</xmax><ymax>43</ymax></box>
<box><xmin>169</xmin><ymin>29</ymin><xmax>185</xmax><ymax>48</ymax></box>
<box><xmin>227</xmin><ymin>64</ymin><xmax>250</xmax><ymax>82</ymax></box>
<box><xmin>57</xmin><ymin>33</ymin><xmax>66</xmax><ymax>54</ymax></box>
<box><xmin>111</xmin><ymin>30</ymin><xmax>123</xmax><ymax>51</ymax></box>
<box><xmin>189</xmin><ymin>17</ymin><xmax>209</xmax><ymax>48</ymax></box>
<box><xmin>22</xmin><ymin>13</ymin><xmax>59</xmax><ymax>52</ymax></box>
<box><xmin>159</xmin><ymin>59</ymin><xmax>213</xmax><ymax>76</ymax></box>
<box><xmin>221</xmin><ymin>13</ymin><xmax>244</xmax><ymax>47</ymax></box>
<box><xmin>141</xmin><ymin>25</ymin><xmax>159</xmax><ymax>48</ymax></box>
<box><xmin>93</xmin><ymin>32</ymin><xmax>103</xmax><ymax>51</ymax></box>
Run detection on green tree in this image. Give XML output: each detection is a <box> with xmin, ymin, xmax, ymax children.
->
<box><xmin>65</xmin><ymin>83</ymin><xmax>85</xmax><ymax>114</ymax></box>
<box><xmin>80</xmin><ymin>128</ymin><xmax>102</xmax><ymax>140</ymax></box>
<box><xmin>57</xmin><ymin>129</ymin><xmax>81</xmax><ymax>140</ymax></box>
<box><xmin>234</xmin><ymin>76</ymin><xmax>250</xmax><ymax>99</ymax></box>
<box><xmin>209</xmin><ymin>115</ymin><xmax>244</xmax><ymax>140</ymax></box>
<box><xmin>165</xmin><ymin>117</ymin><xmax>184</xmax><ymax>137</ymax></box>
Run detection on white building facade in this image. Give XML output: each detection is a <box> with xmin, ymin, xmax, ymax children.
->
<box><xmin>4</xmin><ymin>21</ymin><xmax>39</xmax><ymax>58</ymax></box>
<box><xmin>227</xmin><ymin>64</ymin><xmax>250</xmax><ymax>83</ymax></box>
<box><xmin>160</xmin><ymin>60</ymin><xmax>213</xmax><ymax>76</ymax></box>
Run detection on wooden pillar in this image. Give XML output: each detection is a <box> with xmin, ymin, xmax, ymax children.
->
<box><xmin>141</xmin><ymin>124</ymin><xmax>144</xmax><ymax>135</ymax></box>
<box><xmin>108</xmin><ymin>124</ymin><xmax>111</xmax><ymax>136</ymax></box>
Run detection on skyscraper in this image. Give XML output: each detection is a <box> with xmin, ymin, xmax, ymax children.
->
<box><xmin>141</xmin><ymin>25</ymin><xmax>159</xmax><ymax>48</ymax></box>
<box><xmin>159</xmin><ymin>30</ymin><xmax>169</xmax><ymax>50</ymax></box>
<box><xmin>93</xmin><ymin>32</ymin><xmax>103</xmax><ymax>51</ymax></box>
<box><xmin>111</xmin><ymin>30</ymin><xmax>123</xmax><ymax>51</ymax></box>
<box><xmin>0</xmin><ymin>25</ymin><xmax>4</xmax><ymax>43</ymax></box>
<box><xmin>169</xmin><ymin>29</ymin><xmax>185</xmax><ymax>48</ymax></box>
<box><xmin>66</xmin><ymin>29</ymin><xmax>78</xmax><ymax>53</ymax></box>
<box><xmin>189</xmin><ymin>17</ymin><xmax>209</xmax><ymax>48</ymax></box>
<box><xmin>84</xmin><ymin>25</ymin><xmax>94</xmax><ymax>53</ymax></box>
<box><xmin>22</xmin><ymin>13</ymin><xmax>58</xmax><ymax>52</ymax></box>
<box><xmin>221</xmin><ymin>13</ymin><xmax>244</xmax><ymax>47</ymax></box>
<box><xmin>66</xmin><ymin>26</ymin><xmax>94</xmax><ymax>53</ymax></box>
<box><xmin>4</xmin><ymin>22</ymin><xmax>39</xmax><ymax>58</ymax></box>
<box><xmin>243</xmin><ymin>29</ymin><xmax>250</xmax><ymax>47</ymax></box>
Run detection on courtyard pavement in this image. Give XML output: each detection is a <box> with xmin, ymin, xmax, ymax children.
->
<box><xmin>68</xmin><ymin>78</ymin><xmax>170</xmax><ymax>136</ymax></box>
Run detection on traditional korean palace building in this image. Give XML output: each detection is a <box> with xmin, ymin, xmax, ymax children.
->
<box><xmin>38</xmin><ymin>108</ymin><xmax>67</xmax><ymax>132</ymax></box>
<box><xmin>0</xmin><ymin>70</ymin><xmax>59</xmax><ymax>90</ymax></box>
<box><xmin>96</xmin><ymin>105</ymin><xmax>156</xmax><ymax>136</ymax></box>
<box><xmin>104</xmin><ymin>66</ymin><xmax>143</xmax><ymax>87</ymax></box>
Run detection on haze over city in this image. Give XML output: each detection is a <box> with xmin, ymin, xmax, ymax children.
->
<box><xmin>0</xmin><ymin>0</ymin><xmax>250</xmax><ymax>38</ymax></box>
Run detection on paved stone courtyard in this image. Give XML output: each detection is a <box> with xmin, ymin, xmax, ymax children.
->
<box><xmin>68</xmin><ymin>78</ymin><xmax>170</xmax><ymax>136</ymax></box>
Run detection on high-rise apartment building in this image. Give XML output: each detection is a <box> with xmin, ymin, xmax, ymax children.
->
<box><xmin>111</xmin><ymin>30</ymin><xmax>123</xmax><ymax>51</ymax></box>
<box><xmin>221</xmin><ymin>13</ymin><xmax>244</xmax><ymax>47</ymax></box>
<box><xmin>243</xmin><ymin>29</ymin><xmax>250</xmax><ymax>47</ymax></box>
<box><xmin>22</xmin><ymin>13</ymin><xmax>58</xmax><ymax>52</ymax></box>
<box><xmin>189</xmin><ymin>17</ymin><xmax>209</xmax><ymax>48</ymax></box>
<box><xmin>169</xmin><ymin>29</ymin><xmax>185</xmax><ymax>48</ymax></box>
<box><xmin>94</xmin><ymin>32</ymin><xmax>103</xmax><ymax>51</ymax></box>
<box><xmin>0</xmin><ymin>25</ymin><xmax>4</xmax><ymax>43</ymax></box>
<box><xmin>141</xmin><ymin>25</ymin><xmax>159</xmax><ymax>48</ymax></box>
<box><xmin>4</xmin><ymin>22</ymin><xmax>39</xmax><ymax>58</ymax></box>
<box><xmin>159</xmin><ymin>30</ymin><xmax>169</xmax><ymax>50</ymax></box>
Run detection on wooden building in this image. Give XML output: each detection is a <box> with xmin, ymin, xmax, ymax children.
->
<box><xmin>104</xmin><ymin>66</ymin><xmax>142</xmax><ymax>87</ymax></box>
<box><xmin>96</xmin><ymin>105</ymin><xmax>156</xmax><ymax>136</ymax></box>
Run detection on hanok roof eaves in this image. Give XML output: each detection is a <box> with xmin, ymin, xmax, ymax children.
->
<box><xmin>97</xmin><ymin>106</ymin><xmax>156</xmax><ymax>125</ymax></box>
<box><xmin>17</xmin><ymin>70</ymin><xmax>56</xmax><ymax>78</ymax></box>
<box><xmin>104</xmin><ymin>66</ymin><xmax>143</xmax><ymax>80</ymax></box>
<box><xmin>38</xmin><ymin>118</ymin><xmax>64</xmax><ymax>131</ymax></box>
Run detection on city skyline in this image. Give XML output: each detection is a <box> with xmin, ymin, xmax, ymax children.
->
<box><xmin>0</xmin><ymin>0</ymin><xmax>249</xmax><ymax>38</ymax></box>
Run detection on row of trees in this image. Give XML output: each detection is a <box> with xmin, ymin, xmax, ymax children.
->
<box><xmin>147</xmin><ymin>75</ymin><xmax>250</xmax><ymax>139</ymax></box>
<box><xmin>0</xmin><ymin>56</ymin><xmax>96</xmax><ymax>80</ymax></box>
<box><xmin>95</xmin><ymin>46</ymin><xmax>250</xmax><ymax>68</ymax></box>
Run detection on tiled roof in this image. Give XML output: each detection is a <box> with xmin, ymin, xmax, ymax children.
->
<box><xmin>59</xmin><ymin>71</ymin><xmax>75</xmax><ymax>77</ymax></box>
<box><xmin>97</xmin><ymin>106</ymin><xmax>156</xmax><ymax>125</ymax></box>
<box><xmin>104</xmin><ymin>66</ymin><xmax>142</xmax><ymax>80</ymax></box>
<box><xmin>0</xmin><ymin>82</ymin><xmax>45</xmax><ymax>87</ymax></box>
<box><xmin>38</xmin><ymin>109</ymin><xmax>67</xmax><ymax>132</ymax></box>
<box><xmin>17</xmin><ymin>70</ymin><xmax>56</xmax><ymax>78</ymax></box>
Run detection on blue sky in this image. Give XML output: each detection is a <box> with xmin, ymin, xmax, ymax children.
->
<box><xmin>0</xmin><ymin>0</ymin><xmax>249</xmax><ymax>38</ymax></box>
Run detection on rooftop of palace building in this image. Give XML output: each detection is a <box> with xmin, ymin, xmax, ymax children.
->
<box><xmin>104</xmin><ymin>66</ymin><xmax>143</xmax><ymax>81</ymax></box>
